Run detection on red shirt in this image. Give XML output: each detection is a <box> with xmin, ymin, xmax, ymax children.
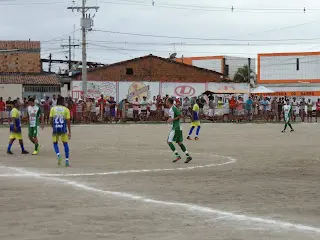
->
<box><xmin>229</xmin><ymin>99</ymin><xmax>236</xmax><ymax>109</ymax></box>
<box><xmin>316</xmin><ymin>102</ymin><xmax>320</xmax><ymax>111</ymax></box>
<box><xmin>0</xmin><ymin>101</ymin><xmax>5</xmax><ymax>111</ymax></box>
<box><xmin>98</xmin><ymin>98</ymin><xmax>106</xmax><ymax>110</ymax></box>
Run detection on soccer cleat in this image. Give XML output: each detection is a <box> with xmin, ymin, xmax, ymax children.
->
<box><xmin>173</xmin><ymin>156</ymin><xmax>182</xmax><ymax>163</ymax></box>
<box><xmin>65</xmin><ymin>160</ymin><xmax>70</xmax><ymax>167</ymax></box>
<box><xmin>290</xmin><ymin>129</ymin><xmax>294</xmax><ymax>132</ymax></box>
<box><xmin>194</xmin><ymin>137</ymin><xmax>199</xmax><ymax>140</ymax></box>
<box><xmin>22</xmin><ymin>150</ymin><xmax>29</xmax><ymax>154</ymax></box>
<box><xmin>57</xmin><ymin>155</ymin><xmax>62</xmax><ymax>166</ymax></box>
<box><xmin>32</xmin><ymin>150</ymin><xmax>38</xmax><ymax>155</ymax></box>
<box><xmin>281</xmin><ymin>130</ymin><xmax>285</xmax><ymax>133</ymax></box>
<box><xmin>187</xmin><ymin>136</ymin><xmax>192</xmax><ymax>140</ymax></box>
<box><xmin>7</xmin><ymin>150</ymin><xmax>13</xmax><ymax>155</ymax></box>
<box><xmin>185</xmin><ymin>156</ymin><xmax>193</xmax><ymax>163</ymax></box>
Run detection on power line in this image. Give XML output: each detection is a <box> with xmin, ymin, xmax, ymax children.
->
<box><xmin>99</xmin><ymin>0</ymin><xmax>320</xmax><ymax>13</ymax></box>
<box><xmin>0</xmin><ymin>1</ymin><xmax>66</xmax><ymax>6</ymax></box>
<box><xmin>93</xmin><ymin>29</ymin><xmax>320</xmax><ymax>42</ymax></box>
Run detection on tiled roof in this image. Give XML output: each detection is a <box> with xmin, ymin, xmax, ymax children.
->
<box><xmin>86</xmin><ymin>54</ymin><xmax>223</xmax><ymax>75</ymax></box>
<box><xmin>0</xmin><ymin>41</ymin><xmax>40</xmax><ymax>50</ymax></box>
<box><xmin>0</xmin><ymin>74</ymin><xmax>60</xmax><ymax>85</ymax></box>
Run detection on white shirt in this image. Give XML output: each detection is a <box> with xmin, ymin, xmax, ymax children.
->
<box><xmin>51</xmin><ymin>99</ymin><xmax>57</xmax><ymax>107</ymax></box>
<box><xmin>150</xmin><ymin>100</ymin><xmax>156</xmax><ymax>111</ymax></box>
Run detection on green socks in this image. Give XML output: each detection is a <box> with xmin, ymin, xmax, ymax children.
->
<box><xmin>179</xmin><ymin>144</ymin><xmax>190</xmax><ymax>157</ymax></box>
<box><xmin>35</xmin><ymin>143</ymin><xmax>39</xmax><ymax>151</ymax></box>
<box><xmin>169</xmin><ymin>143</ymin><xmax>180</xmax><ymax>157</ymax></box>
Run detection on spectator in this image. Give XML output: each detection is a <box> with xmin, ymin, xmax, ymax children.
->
<box><xmin>6</xmin><ymin>97</ymin><xmax>13</xmax><ymax>117</ymax></box>
<box><xmin>132</xmin><ymin>97</ymin><xmax>140</xmax><ymax>122</ymax></box>
<box><xmin>217</xmin><ymin>97</ymin><xmax>224</xmax><ymax>109</ymax></box>
<box><xmin>85</xmin><ymin>98</ymin><xmax>92</xmax><ymax>123</ymax></box>
<box><xmin>108</xmin><ymin>96</ymin><xmax>117</xmax><ymax>123</ymax></box>
<box><xmin>98</xmin><ymin>95</ymin><xmax>106</xmax><ymax>122</ymax></box>
<box><xmin>316</xmin><ymin>98</ymin><xmax>320</xmax><ymax>122</ymax></box>
<box><xmin>291</xmin><ymin>97</ymin><xmax>299</xmax><ymax>122</ymax></box>
<box><xmin>229</xmin><ymin>96</ymin><xmax>237</xmax><ymax>121</ymax></box>
<box><xmin>90</xmin><ymin>99</ymin><xmax>97</xmax><ymax>123</ymax></box>
<box><xmin>208</xmin><ymin>97</ymin><xmax>215</xmax><ymax>120</ymax></box>
<box><xmin>300</xmin><ymin>97</ymin><xmax>306</xmax><ymax>122</ymax></box>
<box><xmin>140</xmin><ymin>96</ymin><xmax>148</xmax><ymax>121</ymax></box>
<box><xmin>236</xmin><ymin>97</ymin><xmax>244</xmax><ymax>122</ymax></box>
<box><xmin>245</xmin><ymin>96</ymin><xmax>253</xmax><ymax>122</ymax></box>
<box><xmin>51</xmin><ymin>95</ymin><xmax>57</xmax><ymax>107</ymax></box>
<box><xmin>307</xmin><ymin>98</ymin><xmax>313</xmax><ymax>123</ymax></box>
<box><xmin>0</xmin><ymin>97</ymin><xmax>5</xmax><ymax>124</ymax></box>
<box><xmin>43</xmin><ymin>96</ymin><xmax>51</xmax><ymax>124</ymax></box>
<box><xmin>149</xmin><ymin>96</ymin><xmax>157</xmax><ymax>119</ymax></box>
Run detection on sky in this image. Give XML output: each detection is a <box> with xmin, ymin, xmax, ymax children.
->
<box><xmin>1</xmin><ymin>0</ymin><xmax>320</xmax><ymax>72</ymax></box>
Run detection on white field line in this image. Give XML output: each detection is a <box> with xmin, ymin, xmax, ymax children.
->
<box><xmin>0</xmin><ymin>154</ymin><xmax>236</xmax><ymax>177</ymax></box>
<box><xmin>3</xmin><ymin>165</ymin><xmax>320</xmax><ymax>234</ymax></box>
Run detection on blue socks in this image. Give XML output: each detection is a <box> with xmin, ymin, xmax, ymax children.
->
<box><xmin>54</xmin><ymin>142</ymin><xmax>70</xmax><ymax>159</ymax></box>
<box><xmin>188</xmin><ymin>126</ymin><xmax>195</xmax><ymax>136</ymax></box>
<box><xmin>63</xmin><ymin>142</ymin><xmax>69</xmax><ymax>159</ymax></box>
<box><xmin>7</xmin><ymin>143</ymin><xmax>13</xmax><ymax>152</ymax></box>
<box><xmin>196</xmin><ymin>126</ymin><xmax>201</xmax><ymax>136</ymax></box>
<box><xmin>53</xmin><ymin>142</ymin><xmax>60</xmax><ymax>155</ymax></box>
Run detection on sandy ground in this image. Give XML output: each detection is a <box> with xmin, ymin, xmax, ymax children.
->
<box><xmin>0</xmin><ymin>122</ymin><xmax>320</xmax><ymax>240</ymax></box>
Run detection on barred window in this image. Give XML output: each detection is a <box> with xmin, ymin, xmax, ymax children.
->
<box><xmin>24</xmin><ymin>85</ymin><xmax>60</xmax><ymax>93</ymax></box>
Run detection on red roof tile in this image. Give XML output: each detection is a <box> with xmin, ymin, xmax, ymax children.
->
<box><xmin>0</xmin><ymin>41</ymin><xmax>40</xmax><ymax>50</ymax></box>
<box><xmin>0</xmin><ymin>74</ymin><xmax>60</xmax><ymax>85</ymax></box>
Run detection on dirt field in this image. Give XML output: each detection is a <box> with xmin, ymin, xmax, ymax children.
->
<box><xmin>0</xmin><ymin>123</ymin><xmax>320</xmax><ymax>240</ymax></box>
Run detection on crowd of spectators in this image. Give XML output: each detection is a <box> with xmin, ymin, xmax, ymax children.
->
<box><xmin>1</xmin><ymin>94</ymin><xmax>320</xmax><ymax>124</ymax></box>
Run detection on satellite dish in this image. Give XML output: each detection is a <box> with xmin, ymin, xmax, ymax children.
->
<box><xmin>169</xmin><ymin>53</ymin><xmax>177</xmax><ymax>59</ymax></box>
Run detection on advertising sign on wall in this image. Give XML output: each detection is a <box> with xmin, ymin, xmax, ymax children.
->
<box><xmin>118</xmin><ymin>82</ymin><xmax>160</xmax><ymax>102</ymax></box>
<box><xmin>207</xmin><ymin>83</ymin><xmax>250</xmax><ymax>94</ymax></box>
<box><xmin>161</xmin><ymin>82</ymin><xmax>206</xmax><ymax>98</ymax></box>
<box><xmin>72</xmin><ymin>81</ymin><xmax>117</xmax><ymax>100</ymax></box>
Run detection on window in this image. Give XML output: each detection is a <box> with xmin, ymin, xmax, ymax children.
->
<box><xmin>126</xmin><ymin>68</ymin><xmax>133</xmax><ymax>75</ymax></box>
<box><xmin>296</xmin><ymin>58</ymin><xmax>299</xmax><ymax>71</ymax></box>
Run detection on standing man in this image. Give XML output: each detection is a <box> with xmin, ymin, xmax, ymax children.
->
<box><xmin>187</xmin><ymin>99</ymin><xmax>201</xmax><ymax>140</ymax></box>
<box><xmin>0</xmin><ymin>97</ymin><xmax>5</xmax><ymax>124</ymax></box>
<box><xmin>166</xmin><ymin>98</ymin><xmax>192</xmax><ymax>163</ymax></box>
<box><xmin>140</xmin><ymin>96</ymin><xmax>148</xmax><ymax>121</ymax></box>
<box><xmin>307</xmin><ymin>98</ymin><xmax>313</xmax><ymax>123</ymax></box>
<box><xmin>299</xmin><ymin>97</ymin><xmax>306</xmax><ymax>122</ymax></box>
<box><xmin>316</xmin><ymin>98</ymin><xmax>320</xmax><ymax>122</ymax></box>
<box><xmin>281</xmin><ymin>101</ymin><xmax>294</xmax><ymax>133</ymax></box>
<box><xmin>27</xmin><ymin>98</ymin><xmax>44</xmax><ymax>155</ymax></box>
<box><xmin>108</xmin><ymin>96</ymin><xmax>117</xmax><ymax>123</ymax></box>
<box><xmin>7</xmin><ymin>100</ymin><xmax>29</xmax><ymax>154</ymax></box>
<box><xmin>50</xmin><ymin>96</ymin><xmax>71</xmax><ymax>167</ymax></box>
<box><xmin>245</xmin><ymin>96</ymin><xmax>253</xmax><ymax>122</ymax></box>
<box><xmin>132</xmin><ymin>97</ymin><xmax>140</xmax><ymax>122</ymax></box>
<box><xmin>291</xmin><ymin>97</ymin><xmax>299</xmax><ymax>122</ymax></box>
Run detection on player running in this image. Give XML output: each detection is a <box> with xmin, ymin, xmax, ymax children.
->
<box><xmin>166</xmin><ymin>98</ymin><xmax>192</xmax><ymax>163</ymax></box>
<box><xmin>50</xmin><ymin>96</ymin><xmax>71</xmax><ymax>167</ymax></box>
<box><xmin>187</xmin><ymin>98</ymin><xmax>201</xmax><ymax>140</ymax></box>
<box><xmin>7</xmin><ymin>100</ymin><xmax>29</xmax><ymax>154</ymax></box>
<box><xmin>281</xmin><ymin>101</ymin><xmax>294</xmax><ymax>133</ymax></box>
<box><xmin>27</xmin><ymin>98</ymin><xmax>44</xmax><ymax>155</ymax></box>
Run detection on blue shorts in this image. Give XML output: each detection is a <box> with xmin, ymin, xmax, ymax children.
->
<box><xmin>110</xmin><ymin>108</ymin><xmax>116</xmax><ymax>117</ymax></box>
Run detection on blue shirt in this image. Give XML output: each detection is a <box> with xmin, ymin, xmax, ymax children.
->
<box><xmin>246</xmin><ymin>99</ymin><xmax>253</xmax><ymax>110</ymax></box>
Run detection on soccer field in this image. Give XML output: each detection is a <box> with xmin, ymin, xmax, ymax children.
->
<box><xmin>0</xmin><ymin>123</ymin><xmax>320</xmax><ymax>240</ymax></box>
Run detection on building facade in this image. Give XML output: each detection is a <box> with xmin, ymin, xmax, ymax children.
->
<box><xmin>0</xmin><ymin>40</ymin><xmax>60</xmax><ymax>100</ymax></box>
<box><xmin>175</xmin><ymin>55</ymin><xmax>255</xmax><ymax>80</ymax></box>
<box><xmin>71</xmin><ymin>54</ymin><xmax>233</xmax><ymax>101</ymax></box>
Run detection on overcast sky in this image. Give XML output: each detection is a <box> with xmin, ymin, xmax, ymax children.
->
<box><xmin>1</xmin><ymin>0</ymin><xmax>320</xmax><ymax>72</ymax></box>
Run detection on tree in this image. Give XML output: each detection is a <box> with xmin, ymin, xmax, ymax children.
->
<box><xmin>233</xmin><ymin>65</ymin><xmax>254</xmax><ymax>83</ymax></box>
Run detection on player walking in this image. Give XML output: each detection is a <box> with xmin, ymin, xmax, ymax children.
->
<box><xmin>187</xmin><ymin>99</ymin><xmax>201</xmax><ymax>140</ymax></box>
<box><xmin>281</xmin><ymin>101</ymin><xmax>294</xmax><ymax>133</ymax></box>
<box><xmin>50</xmin><ymin>96</ymin><xmax>71</xmax><ymax>167</ymax></box>
<box><xmin>7</xmin><ymin>100</ymin><xmax>29</xmax><ymax>154</ymax></box>
<box><xmin>27</xmin><ymin>98</ymin><xmax>44</xmax><ymax>155</ymax></box>
<box><xmin>166</xmin><ymin>98</ymin><xmax>192</xmax><ymax>163</ymax></box>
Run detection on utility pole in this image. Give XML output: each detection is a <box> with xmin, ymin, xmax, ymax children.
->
<box><xmin>61</xmin><ymin>36</ymin><xmax>79</xmax><ymax>70</ymax></box>
<box><xmin>48</xmin><ymin>53</ymin><xmax>52</xmax><ymax>73</ymax></box>
<box><xmin>67</xmin><ymin>1</ymin><xmax>99</xmax><ymax>99</ymax></box>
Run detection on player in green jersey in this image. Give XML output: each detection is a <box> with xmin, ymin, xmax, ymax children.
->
<box><xmin>27</xmin><ymin>98</ymin><xmax>44</xmax><ymax>155</ymax></box>
<box><xmin>166</xmin><ymin>98</ymin><xmax>192</xmax><ymax>163</ymax></box>
<box><xmin>281</xmin><ymin>101</ymin><xmax>294</xmax><ymax>133</ymax></box>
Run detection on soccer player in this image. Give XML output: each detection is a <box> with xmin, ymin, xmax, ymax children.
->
<box><xmin>281</xmin><ymin>101</ymin><xmax>294</xmax><ymax>133</ymax></box>
<box><xmin>50</xmin><ymin>96</ymin><xmax>71</xmax><ymax>167</ymax></box>
<box><xmin>187</xmin><ymin>99</ymin><xmax>201</xmax><ymax>140</ymax></box>
<box><xmin>7</xmin><ymin>100</ymin><xmax>29</xmax><ymax>154</ymax></box>
<box><xmin>166</xmin><ymin>98</ymin><xmax>192</xmax><ymax>163</ymax></box>
<box><xmin>27</xmin><ymin>98</ymin><xmax>44</xmax><ymax>155</ymax></box>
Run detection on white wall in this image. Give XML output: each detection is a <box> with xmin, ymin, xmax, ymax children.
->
<box><xmin>192</xmin><ymin>59</ymin><xmax>222</xmax><ymax>72</ymax></box>
<box><xmin>0</xmin><ymin>84</ymin><xmax>22</xmax><ymax>100</ymax></box>
<box><xmin>260</xmin><ymin>54</ymin><xmax>320</xmax><ymax>81</ymax></box>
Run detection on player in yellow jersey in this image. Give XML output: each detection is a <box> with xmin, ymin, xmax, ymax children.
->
<box><xmin>7</xmin><ymin>100</ymin><xmax>29</xmax><ymax>154</ymax></box>
<box><xmin>187</xmin><ymin>99</ymin><xmax>201</xmax><ymax>140</ymax></box>
<box><xmin>49</xmin><ymin>96</ymin><xmax>71</xmax><ymax>167</ymax></box>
